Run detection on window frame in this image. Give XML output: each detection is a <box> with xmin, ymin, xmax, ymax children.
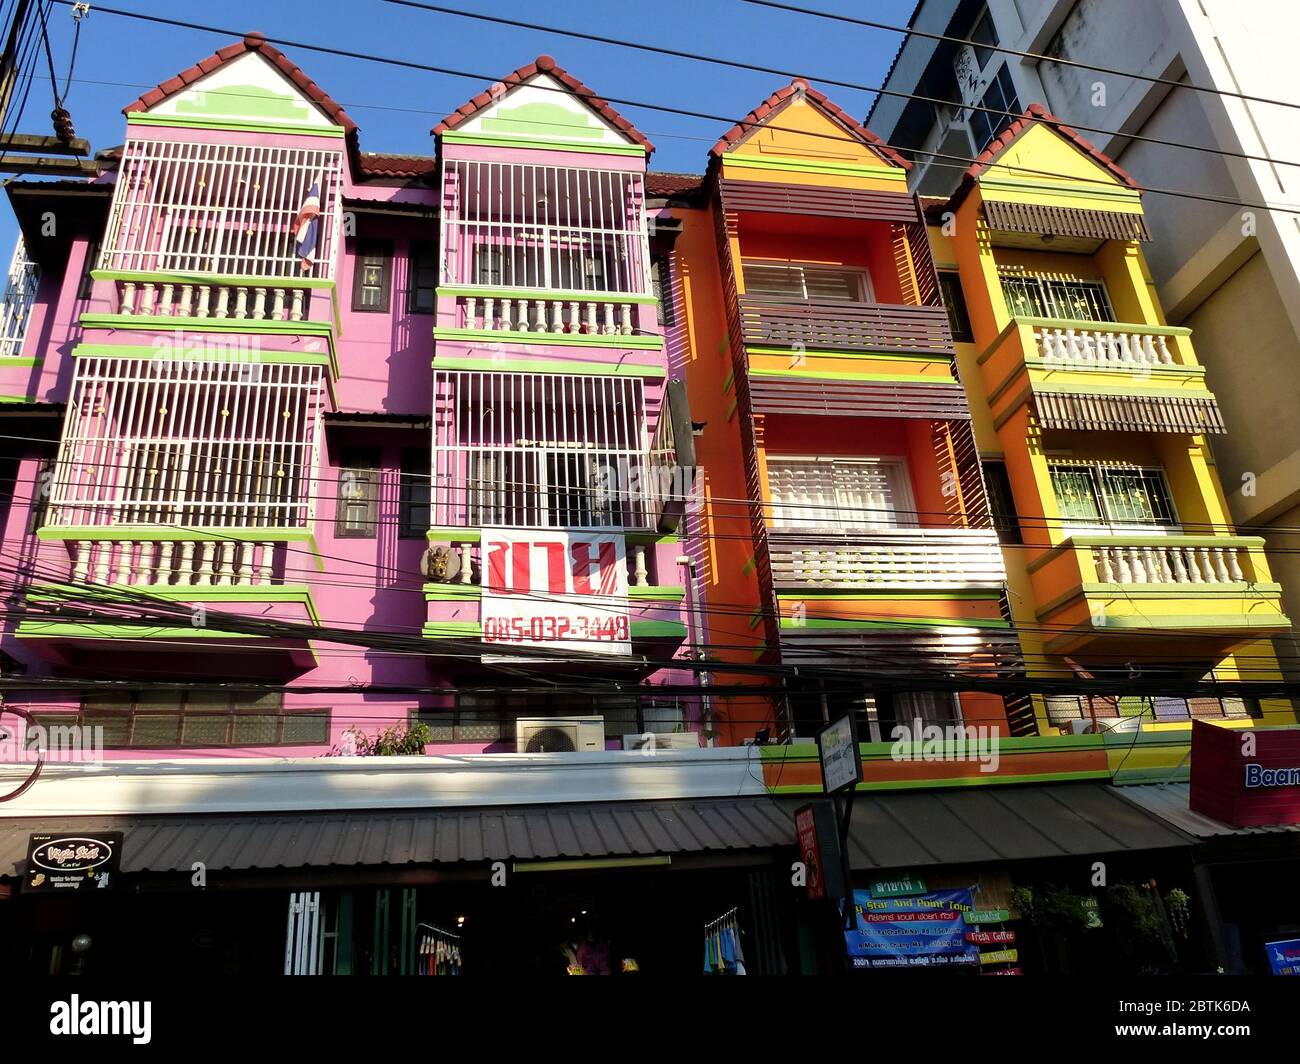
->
<box><xmin>398</xmin><ymin>447</ymin><xmax>431</xmax><ymax>539</ymax></box>
<box><xmin>969</xmin><ymin>64</ymin><xmax>1021</xmax><ymax>153</ymax></box>
<box><xmin>408</xmin><ymin>241</ymin><xmax>438</xmax><ymax>314</ymax></box>
<box><xmin>336</xmin><ymin>447</ymin><xmax>382</xmax><ymax>539</ymax></box>
<box><xmin>766</xmin><ymin>455</ymin><xmax>917</xmax><ymax>532</ymax></box>
<box><xmin>999</xmin><ymin>273</ymin><xmax>1116</xmax><ymax>323</ymax></box>
<box><xmin>741</xmin><ymin>260</ymin><xmax>874</xmax><ymax>304</ymax></box>
<box><xmin>1047</xmin><ymin>461</ymin><xmax>1180</xmax><ymax>535</ymax></box>
<box><xmin>981</xmin><ymin>459</ymin><xmax>1022</xmax><ymax>545</ymax></box>
<box><xmin>351</xmin><ymin>239</ymin><xmax>393</xmax><ymax>313</ymax></box>
<box><xmin>938</xmin><ymin>271</ymin><xmax>974</xmax><ymax>342</ymax></box>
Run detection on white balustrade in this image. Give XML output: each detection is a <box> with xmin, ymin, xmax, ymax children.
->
<box><xmin>116</xmin><ymin>280</ymin><xmax>312</xmax><ymax>323</ymax></box>
<box><xmin>770</xmin><ymin>530</ymin><xmax>1006</xmax><ymax>589</ymax></box>
<box><xmin>460</xmin><ymin>294</ymin><xmax>637</xmax><ymax>336</ymax></box>
<box><xmin>70</xmin><ymin>540</ymin><xmax>280</xmax><ymax>588</ymax></box>
<box><xmin>1035</xmin><ymin>327</ymin><xmax>1175</xmax><ymax>367</ymax></box>
<box><xmin>1091</xmin><ymin>543</ymin><xmax>1248</xmax><ymax>585</ymax></box>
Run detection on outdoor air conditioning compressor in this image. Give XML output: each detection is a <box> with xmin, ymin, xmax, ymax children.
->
<box><xmin>515</xmin><ymin>717</ymin><xmax>605</xmax><ymax>753</ymax></box>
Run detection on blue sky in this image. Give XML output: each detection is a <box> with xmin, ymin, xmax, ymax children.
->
<box><xmin>1</xmin><ymin>0</ymin><xmax>918</xmax><ymax>249</ymax></box>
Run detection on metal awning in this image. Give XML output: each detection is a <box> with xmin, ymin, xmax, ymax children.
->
<box><xmin>1117</xmin><ymin>783</ymin><xmax>1300</xmax><ymax>838</ymax></box>
<box><xmin>983</xmin><ymin>200</ymin><xmax>1150</xmax><ymax>242</ymax></box>
<box><xmin>1035</xmin><ymin>390</ymin><xmax>1226</xmax><ymax>434</ymax></box>
<box><xmin>748</xmin><ymin>376</ymin><xmax>971</xmax><ymax>420</ymax></box>
<box><xmin>0</xmin><ymin>783</ymin><xmax>1192</xmax><ymax>878</ymax></box>
<box><xmin>719</xmin><ymin>178</ymin><xmax>920</xmax><ymax>223</ymax></box>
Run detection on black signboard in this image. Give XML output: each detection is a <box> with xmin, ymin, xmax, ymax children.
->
<box><xmin>24</xmin><ymin>832</ymin><xmax>122</xmax><ymax>892</ymax></box>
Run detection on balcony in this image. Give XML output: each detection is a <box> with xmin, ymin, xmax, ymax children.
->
<box><xmin>980</xmin><ymin>318</ymin><xmax>1224</xmax><ymax>434</ymax></box>
<box><xmin>1028</xmin><ymin>533</ymin><xmax>1290</xmax><ymax>657</ymax></box>
<box><xmin>767</xmin><ymin>528</ymin><xmax>1005</xmax><ymax>591</ymax></box>
<box><xmin>437</xmin><ymin>287</ymin><xmax>659</xmax><ymax>348</ymax></box>
<box><xmin>738</xmin><ymin>297</ymin><xmax>954</xmax><ymax>358</ymax></box>
<box><xmin>17</xmin><ymin>530</ymin><xmax>320</xmax><ymax>676</ymax></box>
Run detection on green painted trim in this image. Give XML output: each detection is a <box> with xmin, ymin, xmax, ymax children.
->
<box><xmin>432</xmin><ymin>354</ymin><xmax>665</xmax><ymax>378</ymax></box>
<box><xmin>91</xmin><ymin>270</ymin><xmax>335</xmax><ymax>290</ymax></box>
<box><xmin>762</xmin><ymin>733</ymin><xmax>1113</xmax><ymax>760</ymax></box>
<box><xmin>439</xmin><ymin>130</ymin><xmax>645</xmax><ymax>155</ymax></box>
<box><xmin>37</xmin><ymin>526</ymin><xmax>316</xmax><ymax>543</ymax></box>
<box><xmin>1024</xmin><ymin>355</ymin><xmax>1206</xmax><ymax>380</ymax></box>
<box><xmin>437</xmin><ymin>285</ymin><xmax>657</xmax><ymax>305</ymax></box>
<box><xmin>1015</xmin><ymin>315</ymin><xmax>1191</xmax><ymax>338</ymax></box>
<box><xmin>630</xmin><ymin>620</ymin><xmax>687</xmax><ymax>638</ymax></box>
<box><xmin>423</xmin><ymin>584</ymin><xmax>481</xmax><ymax>600</ymax></box>
<box><xmin>126</xmin><ymin>112</ymin><xmax>346</xmax><ymax>138</ymax></box>
<box><xmin>426</xmin><ymin>527</ymin><xmax>480</xmax><ymax>543</ymax></box>
<box><xmin>747</xmin><ymin>344</ymin><xmax>954</xmax><ymax>364</ymax></box>
<box><xmin>0</xmin><ymin>356</ymin><xmax>41</xmax><ymax>367</ymax></box>
<box><xmin>1069</xmin><ymin>612</ymin><xmax>1290</xmax><ymax>631</ymax></box>
<box><xmin>748</xmin><ymin>365</ymin><xmax>963</xmax><ymax>385</ymax></box>
<box><xmin>765</xmin><ymin>769</ymin><xmax>1110</xmax><ymax>793</ymax></box>
<box><xmin>29</xmin><ymin>581</ymin><xmax>320</xmax><ymax>626</ymax></box>
<box><xmin>726</xmin><ymin>153</ymin><xmax>907</xmax><ymax>181</ymax></box>
<box><xmin>776</xmin><ymin>589</ymin><xmax>1003</xmax><ymax>601</ymax></box>
<box><xmin>625</xmin><ymin>531</ymin><xmax>679</xmax><ymax>544</ymax></box>
<box><xmin>433</xmin><ymin>327</ymin><xmax>663</xmax><ymax>350</ymax></box>
<box><xmin>980</xmin><ymin>175</ymin><xmax>1142</xmax><ymax>205</ymax></box>
<box><xmin>422</xmin><ymin>621</ymin><xmax>483</xmax><ymax>638</ymax></box>
<box><xmin>0</xmin><ymin>395</ymin><xmax>37</xmax><ymax>403</ymax></box>
<box><xmin>1033</xmin><ymin>381</ymin><xmax>1217</xmax><ymax>401</ymax></box>
<box><xmin>1112</xmin><ymin>766</ymin><xmax>1191</xmax><ymax>785</ymax></box>
<box><xmin>779</xmin><ymin>616</ymin><xmax>1012</xmax><ymax>631</ymax></box>
<box><xmin>71</xmin><ymin>342</ymin><xmax>330</xmax><ymax>368</ymax></box>
<box><xmin>628</xmin><ymin>585</ymin><xmax>685</xmax><ymax>601</ymax></box>
<box><xmin>77</xmin><ymin>320</ymin><xmax>338</xmax><ymax>378</ymax></box>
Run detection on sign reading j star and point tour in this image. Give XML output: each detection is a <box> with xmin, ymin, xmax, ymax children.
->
<box><xmin>845</xmin><ymin>888</ymin><xmax>980</xmax><ymax>970</ymax></box>
<box><xmin>480</xmin><ymin>528</ymin><xmax>631</xmax><ymax>659</ymax></box>
<box><xmin>1189</xmin><ymin>719</ymin><xmax>1300</xmax><ymax>827</ymax></box>
<box><xmin>24</xmin><ymin>832</ymin><xmax>122</xmax><ymax>893</ymax></box>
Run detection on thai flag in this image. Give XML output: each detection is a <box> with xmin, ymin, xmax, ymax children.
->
<box><xmin>294</xmin><ymin>181</ymin><xmax>321</xmax><ymax>272</ymax></box>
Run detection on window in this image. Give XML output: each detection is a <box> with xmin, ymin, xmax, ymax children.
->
<box><xmin>1048</xmin><ymin>462</ymin><xmax>1178</xmax><ymax>532</ymax></box>
<box><xmin>938</xmin><ymin>271</ymin><xmax>974</xmax><ymax>342</ymax></box>
<box><xmin>0</xmin><ymin>235</ymin><xmax>40</xmax><ymax>358</ymax></box>
<box><xmin>650</xmin><ymin>255</ymin><xmax>675</xmax><ymax>326</ymax></box>
<box><xmin>76</xmin><ymin>239</ymin><xmax>100</xmax><ymax>302</ymax></box>
<box><xmin>399</xmin><ymin>448</ymin><xmax>431</xmax><ymax>538</ymax></box>
<box><xmin>408</xmin><ymin>242</ymin><xmax>437</xmax><ymax>314</ymax></box>
<box><xmin>981</xmin><ymin>460</ymin><xmax>1021</xmax><ymax>545</ymax></box>
<box><xmin>1000</xmin><ymin>274</ymin><xmax>1115</xmax><ymax>322</ymax></box>
<box><xmin>352</xmin><ymin>241</ymin><xmax>392</xmax><ymax>312</ymax></box>
<box><xmin>767</xmin><ymin>457</ymin><xmax>915</xmax><ymax>531</ymax></box>
<box><xmin>743</xmin><ymin>261</ymin><xmax>871</xmax><ymax>303</ymax></box>
<box><xmin>1045</xmin><ymin>694</ymin><xmax>1254</xmax><ymax>727</ymax></box>
<box><xmin>336</xmin><ymin>448</ymin><xmax>381</xmax><ymax>538</ymax></box>
<box><xmin>35</xmin><ymin>692</ymin><xmax>329</xmax><ymax>748</ymax></box>
<box><xmin>969</xmin><ymin>65</ymin><xmax>1020</xmax><ymax>152</ymax></box>
<box><xmin>969</xmin><ymin>8</ymin><xmax>999</xmax><ymax>69</ymax></box>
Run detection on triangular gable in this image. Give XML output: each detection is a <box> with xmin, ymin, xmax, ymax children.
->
<box><xmin>433</xmin><ymin>55</ymin><xmax>654</xmax><ymax>153</ymax></box>
<box><xmin>711</xmin><ymin>78</ymin><xmax>910</xmax><ymax>170</ymax></box>
<box><xmin>124</xmin><ymin>33</ymin><xmax>357</xmax><ymax>135</ymax></box>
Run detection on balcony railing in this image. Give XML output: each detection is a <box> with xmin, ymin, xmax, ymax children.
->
<box><xmin>68</xmin><ymin>537</ymin><xmax>284</xmax><ymax>588</ymax></box>
<box><xmin>452</xmin><ymin>292</ymin><xmax>636</xmax><ymax>335</ymax></box>
<box><xmin>113</xmin><ymin>279</ymin><xmax>313</xmax><ymax>322</ymax></box>
<box><xmin>1030</xmin><ymin>322</ymin><xmax>1182</xmax><ymax>368</ymax></box>
<box><xmin>738</xmin><ymin>298</ymin><xmax>955</xmax><ymax>356</ymax></box>
<box><xmin>767</xmin><ymin>528</ymin><xmax>1006</xmax><ymax>589</ymax></box>
<box><xmin>1091</xmin><ymin>541</ymin><xmax>1246</xmax><ymax>585</ymax></box>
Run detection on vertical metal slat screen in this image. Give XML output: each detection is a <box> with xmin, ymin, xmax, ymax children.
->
<box><xmin>99</xmin><ymin>138</ymin><xmax>344</xmax><ymax>279</ymax></box>
<box><xmin>0</xmin><ymin>235</ymin><xmax>39</xmax><ymax>357</ymax></box>
<box><xmin>50</xmin><ymin>357</ymin><xmax>325</xmax><ymax>527</ymax></box>
<box><xmin>431</xmin><ymin>369</ymin><xmax>649</xmax><ymax>529</ymax></box>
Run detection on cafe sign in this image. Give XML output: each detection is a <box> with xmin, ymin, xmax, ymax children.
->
<box><xmin>25</xmin><ymin>832</ymin><xmax>122</xmax><ymax>893</ymax></box>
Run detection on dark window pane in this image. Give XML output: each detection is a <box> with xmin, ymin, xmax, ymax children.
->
<box><xmin>351</xmin><ymin>240</ymin><xmax>392</xmax><ymax>313</ymax></box>
<box><xmin>282</xmin><ymin>711</ymin><xmax>330</xmax><ymax>744</ymax></box>
<box><xmin>982</xmin><ymin>460</ymin><xmax>1021</xmax><ymax>545</ymax></box>
<box><xmin>181</xmin><ymin>714</ymin><xmax>231</xmax><ymax>746</ymax></box>
<box><xmin>399</xmin><ymin>448</ymin><xmax>431</xmax><ymax>538</ymax></box>
<box><xmin>232</xmin><ymin>714</ymin><xmax>280</xmax><ymax>745</ymax></box>
<box><xmin>409</xmin><ymin>243</ymin><xmax>438</xmax><ymax>313</ymax></box>
<box><xmin>938</xmin><ymin>272</ymin><xmax>973</xmax><ymax>342</ymax></box>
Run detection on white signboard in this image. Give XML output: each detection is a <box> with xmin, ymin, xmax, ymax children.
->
<box><xmin>817</xmin><ymin>714</ymin><xmax>862</xmax><ymax>794</ymax></box>
<box><xmin>481</xmin><ymin>528</ymin><xmax>631</xmax><ymax>659</ymax></box>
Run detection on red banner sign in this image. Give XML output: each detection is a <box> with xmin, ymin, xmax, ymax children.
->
<box><xmin>1189</xmin><ymin>720</ymin><xmax>1300</xmax><ymax>827</ymax></box>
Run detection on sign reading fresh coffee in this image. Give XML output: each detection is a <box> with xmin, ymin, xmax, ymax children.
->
<box><xmin>25</xmin><ymin>832</ymin><xmax>122</xmax><ymax>892</ymax></box>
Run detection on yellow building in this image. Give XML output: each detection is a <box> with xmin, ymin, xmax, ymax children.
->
<box><xmin>929</xmin><ymin>105</ymin><xmax>1295</xmax><ymax>733</ymax></box>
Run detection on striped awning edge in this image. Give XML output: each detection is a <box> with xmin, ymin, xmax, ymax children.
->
<box><xmin>748</xmin><ymin>375</ymin><xmax>972</xmax><ymax>420</ymax></box>
<box><xmin>983</xmin><ymin>200</ymin><xmax>1150</xmax><ymax>242</ymax></box>
<box><xmin>1034</xmin><ymin>390</ymin><xmax>1226</xmax><ymax>434</ymax></box>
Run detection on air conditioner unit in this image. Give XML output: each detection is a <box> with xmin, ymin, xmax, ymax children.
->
<box><xmin>622</xmin><ymin>732</ymin><xmax>702</xmax><ymax>752</ymax></box>
<box><xmin>1065</xmin><ymin>717</ymin><xmax>1143</xmax><ymax>735</ymax></box>
<box><xmin>516</xmin><ymin>716</ymin><xmax>605</xmax><ymax>753</ymax></box>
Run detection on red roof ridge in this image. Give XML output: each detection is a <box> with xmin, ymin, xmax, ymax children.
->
<box><xmin>710</xmin><ymin>77</ymin><xmax>911</xmax><ymax>170</ymax></box>
<box><xmin>122</xmin><ymin>32</ymin><xmax>358</xmax><ymax>136</ymax></box>
<box><xmin>962</xmin><ymin>102</ymin><xmax>1139</xmax><ymax>189</ymax></box>
<box><xmin>431</xmin><ymin>54</ymin><xmax>654</xmax><ymax>154</ymax></box>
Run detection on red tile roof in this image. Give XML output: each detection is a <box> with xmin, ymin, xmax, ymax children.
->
<box><xmin>431</xmin><ymin>54</ymin><xmax>654</xmax><ymax>153</ymax></box>
<box><xmin>645</xmin><ymin>171</ymin><xmax>706</xmax><ymax>197</ymax></box>
<box><xmin>358</xmin><ymin>153</ymin><xmax>437</xmax><ymax>179</ymax></box>
<box><xmin>711</xmin><ymin>78</ymin><xmax>911</xmax><ymax>170</ymax></box>
<box><xmin>122</xmin><ymin>32</ymin><xmax>358</xmax><ymax>136</ymax></box>
<box><xmin>963</xmin><ymin>102</ymin><xmax>1138</xmax><ymax>188</ymax></box>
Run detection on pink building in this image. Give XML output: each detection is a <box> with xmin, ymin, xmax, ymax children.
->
<box><xmin>0</xmin><ymin>35</ymin><xmax>698</xmax><ymax>759</ymax></box>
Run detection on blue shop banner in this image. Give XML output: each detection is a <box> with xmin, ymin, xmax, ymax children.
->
<box><xmin>1265</xmin><ymin>937</ymin><xmax>1300</xmax><ymax>976</ymax></box>
<box><xmin>845</xmin><ymin>888</ymin><xmax>980</xmax><ymax>969</ymax></box>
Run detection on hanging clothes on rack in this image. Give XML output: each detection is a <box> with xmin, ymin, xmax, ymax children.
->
<box><xmin>416</xmin><ymin>923</ymin><xmax>463</xmax><ymax>975</ymax></box>
<box><xmin>703</xmin><ymin>907</ymin><xmax>747</xmax><ymax>975</ymax></box>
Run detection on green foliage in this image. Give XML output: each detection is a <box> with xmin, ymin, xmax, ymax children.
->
<box><xmin>1009</xmin><ymin>884</ymin><xmax>1093</xmax><ymax>933</ymax></box>
<box><xmin>1105</xmin><ymin>881</ymin><xmax>1179</xmax><ymax>972</ymax></box>
<box><xmin>333</xmin><ymin>722</ymin><xmax>431</xmax><ymax>757</ymax></box>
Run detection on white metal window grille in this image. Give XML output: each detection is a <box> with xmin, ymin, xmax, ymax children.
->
<box><xmin>441</xmin><ymin>160</ymin><xmax>650</xmax><ymax>294</ymax></box>
<box><xmin>0</xmin><ymin>235</ymin><xmax>39</xmax><ymax>356</ymax></box>
<box><xmin>99</xmin><ymin>138</ymin><xmax>344</xmax><ymax>279</ymax></box>
<box><xmin>431</xmin><ymin>369</ymin><xmax>650</xmax><ymax>529</ymax></box>
<box><xmin>767</xmin><ymin>457</ymin><xmax>915</xmax><ymax>531</ymax></box>
<box><xmin>742</xmin><ymin>261</ymin><xmax>872</xmax><ymax>303</ymax></box>
<box><xmin>1048</xmin><ymin>461</ymin><xmax>1178</xmax><ymax>532</ymax></box>
<box><xmin>1000</xmin><ymin>274</ymin><xmax>1115</xmax><ymax>322</ymax></box>
<box><xmin>49</xmin><ymin>356</ymin><xmax>325</xmax><ymax>527</ymax></box>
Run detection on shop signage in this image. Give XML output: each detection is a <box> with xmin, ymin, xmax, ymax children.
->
<box><xmin>480</xmin><ymin>528</ymin><xmax>631</xmax><ymax>659</ymax></box>
<box><xmin>963</xmin><ymin>908</ymin><xmax>1010</xmax><ymax>924</ymax></box>
<box><xmin>983</xmin><ymin>967</ymin><xmax>1023</xmax><ymax>976</ymax></box>
<box><xmin>869</xmin><ymin>875</ymin><xmax>926</xmax><ymax>898</ymax></box>
<box><xmin>845</xmin><ymin>888</ymin><xmax>979</xmax><ymax>968</ymax></box>
<box><xmin>817</xmin><ymin>713</ymin><xmax>862</xmax><ymax>795</ymax></box>
<box><xmin>979</xmin><ymin>948</ymin><xmax>1018</xmax><ymax>965</ymax></box>
<box><xmin>1189</xmin><ymin>719</ymin><xmax>1300</xmax><ymax>827</ymax></box>
<box><xmin>1265</xmin><ymin>937</ymin><xmax>1300</xmax><ymax>977</ymax></box>
<box><xmin>794</xmin><ymin>802</ymin><xmax>845</xmax><ymax>902</ymax></box>
<box><xmin>24</xmin><ymin>832</ymin><xmax>122</xmax><ymax>892</ymax></box>
<box><xmin>965</xmin><ymin>930</ymin><xmax>1016</xmax><ymax>945</ymax></box>
<box><xmin>1081</xmin><ymin>895</ymin><xmax>1103</xmax><ymax>929</ymax></box>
